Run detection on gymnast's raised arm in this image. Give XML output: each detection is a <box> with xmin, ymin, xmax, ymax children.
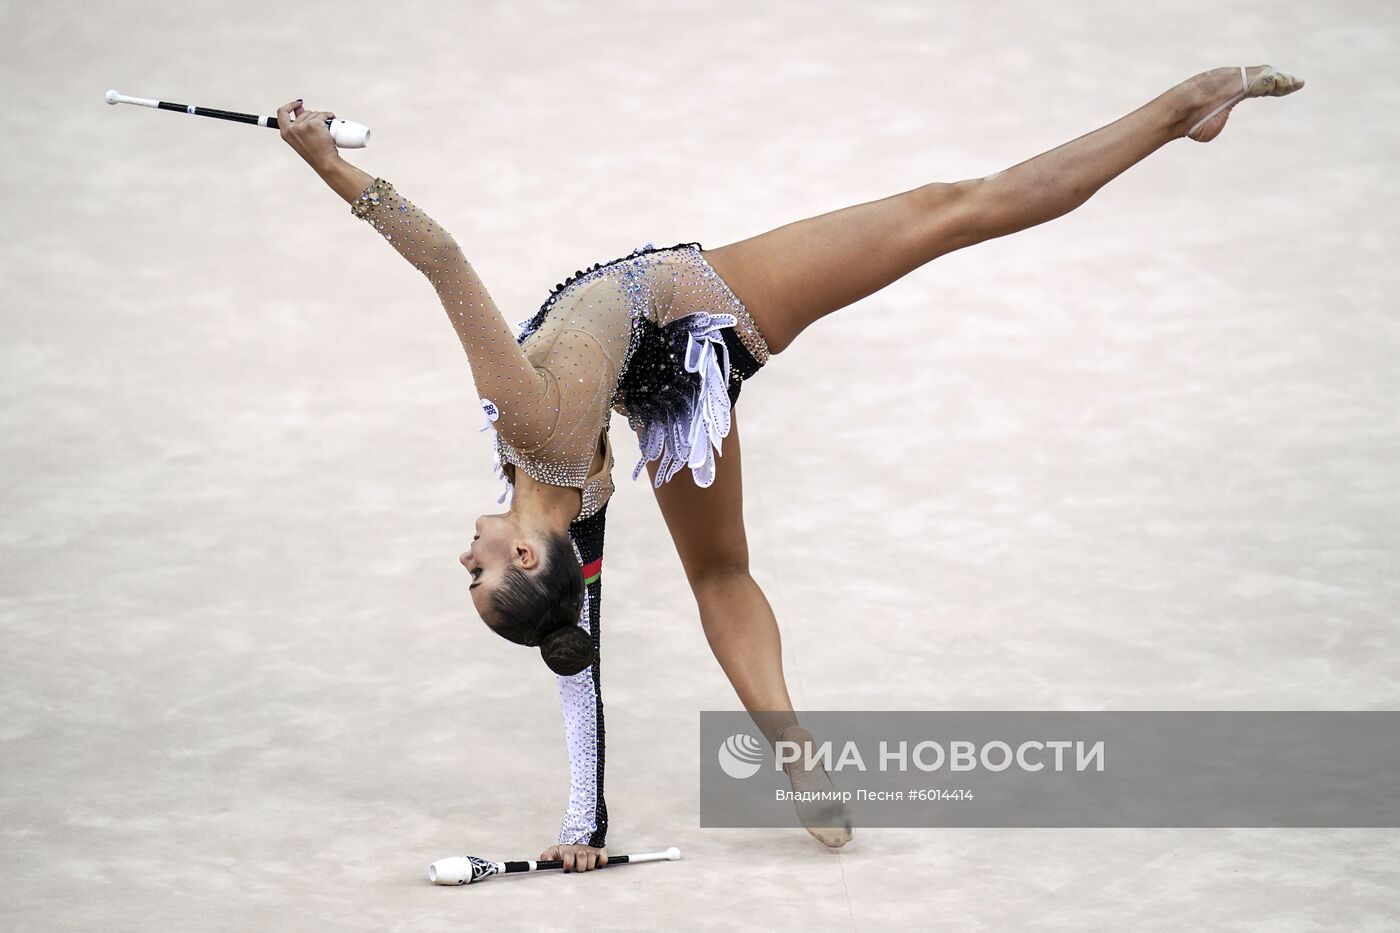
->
<box><xmin>277</xmin><ymin>99</ymin><xmax>551</xmax><ymax>449</ymax></box>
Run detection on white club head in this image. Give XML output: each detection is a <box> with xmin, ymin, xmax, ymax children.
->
<box><xmin>428</xmin><ymin>856</ymin><xmax>478</xmax><ymax>885</ymax></box>
<box><xmin>105</xmin><ymin>89</ymin><xmax>120</xmax><ymax>105</ymax></box>
<box><xmin>666</xmin><ymin>846</ymin><xmax>682</xmax><ymax>860</ymax></box>
<box><xmin>327</xmin><ymin>117</ymin><xmax>370</xmax><ymax>149</ymax></box>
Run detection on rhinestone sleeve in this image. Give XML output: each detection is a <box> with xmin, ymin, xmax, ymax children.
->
<box><xmin>351</xmin><ymin>177</ymin><xmax>554</xmax><ymax>452</ymax></box>
<box><xmin>556</xmin><ymin>508</ymin><xmax>609</xmax><ymax>846</ymax></box>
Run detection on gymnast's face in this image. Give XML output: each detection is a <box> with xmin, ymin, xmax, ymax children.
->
<box><xmin>460</xmin><ymin>511</ymin><xmax>539</xmax><ymax>625</ymax></box>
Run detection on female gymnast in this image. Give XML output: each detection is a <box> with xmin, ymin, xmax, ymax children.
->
<box><xmin>278</xmin><ymin>64</ymin><xmax>1302</xmax><ymax>871</ymax></box>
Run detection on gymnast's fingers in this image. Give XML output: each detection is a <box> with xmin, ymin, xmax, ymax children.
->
<box><xmin>276</xmin><ymin>100</ymin><xmax>299</xmax><ymax>139</ymax></box>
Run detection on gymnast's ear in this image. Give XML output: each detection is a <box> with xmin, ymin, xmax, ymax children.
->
<box><xmin>540</xmin><ymin>624</ymin><xmax>593</xmax><ymax>676</ymax></box>
<box><xmin>513</xmin><ymin>538</ymin><xmax>542</xmax><ymax>571</ymax></box>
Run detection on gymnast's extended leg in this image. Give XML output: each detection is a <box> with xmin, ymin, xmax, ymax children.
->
<box><xmin>701</xmin><ymin>66</ymin><xmax>1299</xmax><ymax>354</ymax></box>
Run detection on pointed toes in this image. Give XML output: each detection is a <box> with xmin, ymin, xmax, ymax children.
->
<box><xmin>1276</xmin><ymin>71</ymin><xmax>1305</xmax><ymax>95</ymax></box>
<box><xmin>1254</xmin><ymin>66</ymin><xmax>1305</xmax><ymax>97</ymax></box>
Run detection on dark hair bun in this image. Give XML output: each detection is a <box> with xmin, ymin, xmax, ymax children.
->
<box><xmin>540</xmin><ymin>624</ymin><xmax>593</xmax><ymax>676</ymax></box>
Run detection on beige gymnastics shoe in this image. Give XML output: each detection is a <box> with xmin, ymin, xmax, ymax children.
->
<box><xmin>778</xmin><ymin>724</ymin><xmax>854</xmax><ymax>848</ymax></box>
<box><xmin>1186</xmin><ymin>65</ymin><xmax>1305</xmax><ymax>142</ymax></box>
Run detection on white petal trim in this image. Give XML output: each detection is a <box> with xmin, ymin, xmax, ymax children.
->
<box><xmin>631</xmin><ymin>311</ymin><xmax>737</xmax><ymax>490</ymax></box>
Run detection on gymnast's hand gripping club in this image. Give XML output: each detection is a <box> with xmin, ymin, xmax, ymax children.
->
<box><xmin>428</xmin><ymin>846</ymin><xmax>681</xmax><ymax>885</ymax></box>
<box><xmin>104</xmin><ymin>89</ymin><xmax>371</xmax><ymax>148</ymax></box>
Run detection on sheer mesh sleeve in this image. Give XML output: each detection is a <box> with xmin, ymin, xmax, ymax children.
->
<box><xmin>350</xmin><ymin>177</ymin><xmax>553</xmax><ymax>451</ymax></box>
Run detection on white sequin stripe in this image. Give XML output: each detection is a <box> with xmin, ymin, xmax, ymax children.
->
<box><xmin>630</xmin><ymin>311</ymin><xmax>737</xmax><ymax>490</ymax></box>
<box><xmin>477</xmin><ymin>399</ymin><xmax>515</xmax><ymax>506</ymax></box>
<box><xmin>556</xmin><ymin>537</ymin><xmax>601</xmax><ymax>845</ymax></box>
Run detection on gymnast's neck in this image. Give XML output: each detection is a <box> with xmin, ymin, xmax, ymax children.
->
<box><xmin>510</xmin><ymin>475</ymin><xmax>583</xmax><ymax>531</ymax></box>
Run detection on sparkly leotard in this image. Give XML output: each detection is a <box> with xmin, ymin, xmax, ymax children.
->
<box><xmin>351</xmin><ymin>176</ymin><xmax>770</xmax><ymax>847</ymax></box>
<box><xmin>350</xmin><ymin>177</ymin><xmax>769</xmax><ymax>521</ymax></box>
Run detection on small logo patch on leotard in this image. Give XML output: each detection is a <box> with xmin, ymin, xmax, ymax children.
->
<box><xmin>480</xmin><ymin>398</ymin><xmax>499</xmax><ymax>422</ymax></box>
<box><xmin>581</xmin><ymin>557</ymin><xmax>602</xmax><ymax>586</ymax></box>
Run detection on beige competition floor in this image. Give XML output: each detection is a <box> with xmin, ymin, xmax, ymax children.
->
<box><xmin>4</xmin><ymin>1</ymin><xmax>1398</xmax><ymax>930</ymax></box>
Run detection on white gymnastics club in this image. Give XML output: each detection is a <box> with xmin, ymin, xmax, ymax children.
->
<box><xmin>104</xmin><ymin>89</ymin><xmax>371</xmax><ymax>148</ymax></box>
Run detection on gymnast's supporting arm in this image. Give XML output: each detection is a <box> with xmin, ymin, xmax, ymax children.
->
<box><xmin>548</xmin><ymin>506</ymin><xmax>611</xmax><ymax>863</ymax></box>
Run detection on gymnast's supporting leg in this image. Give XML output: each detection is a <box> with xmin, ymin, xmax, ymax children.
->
<box><xmin>645</xmin><ymin>413</ymin><xmax>852</xmax><ymax>847</ymax></box>
<box><xmin>703</xmin><ymin>67</ymin><xmax>1276</xmax><ymax>355</ymax></box>
<box><xmin>645</xmin><ymin>413</ymin><xmax>795</xmax><ymax>740</ymax></box>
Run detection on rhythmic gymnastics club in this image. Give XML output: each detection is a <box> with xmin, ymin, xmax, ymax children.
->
<box><xmin>428</xmin><ymin>847</ymin><xmax>681</xmax><ymax>885</ymax></box>
<box><xmin>104</xmin><ymin>89</ymin><xmax>371</xmax><ymax>148</ymax></box>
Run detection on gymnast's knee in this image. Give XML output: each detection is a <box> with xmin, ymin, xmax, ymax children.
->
<box><xmin>909</xmin><ymin>179</ymin><xmax>986</xmax><ymax>252</ymax></box>
<box><xmin>686</xmin><ymin>560</ymin><xmax>752</xmax><ymax>596</ymax></box>
<box><xmin>909</xmin><ymin>178</ymin><xmax>981</xmax><ymax>214</ymax></box>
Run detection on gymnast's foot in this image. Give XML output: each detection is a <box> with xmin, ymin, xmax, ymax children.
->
<box><xmin>1180</xmin><ymin>65</ymin><xmax>1305</xmax><ymax>143</ymax></box>
<box><xmin>780</xmin><ymin>725</ymin><xmax>853</xmax><ymax>848</ymax></box>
